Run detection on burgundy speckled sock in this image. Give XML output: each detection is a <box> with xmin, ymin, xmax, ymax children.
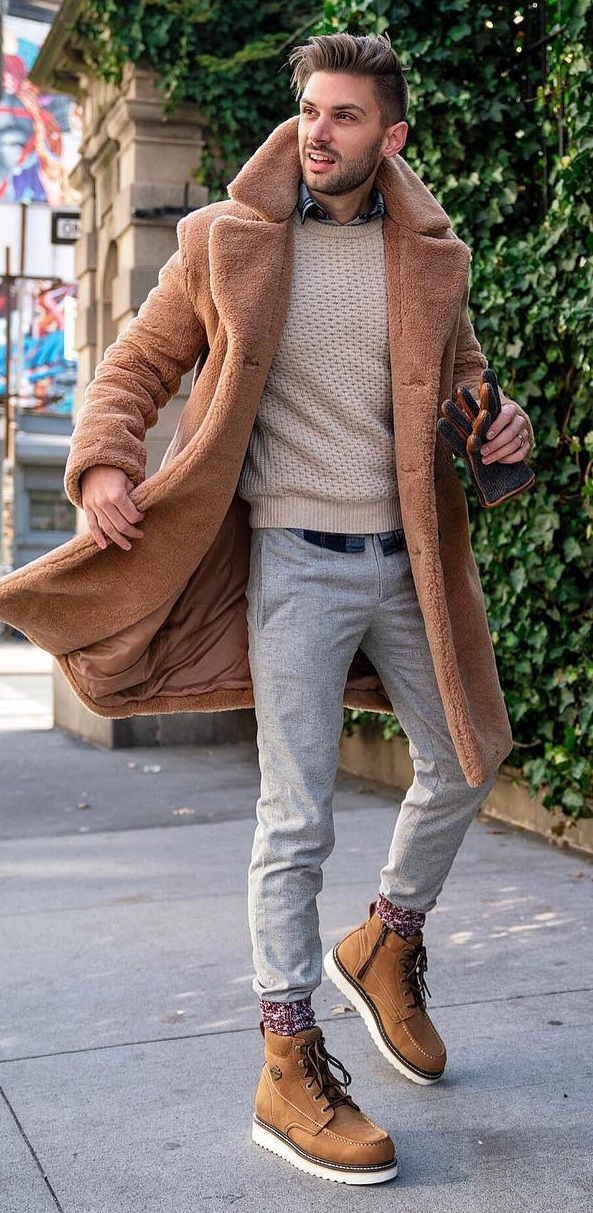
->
<box><xmin>260</xmin><ymin>996</ymin><xmax>316</xmax><ymax>1036</ymax></box>
<box><xmin>376</xmin><ymin>893</ymin><xmax>426</xmax><ymax>938</ymax></box>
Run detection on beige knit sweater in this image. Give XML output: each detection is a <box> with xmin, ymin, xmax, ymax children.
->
<box><xmin>239</xmin><ymin>212</ymin><xmax>403</xmax><ymax>532</ymax></box>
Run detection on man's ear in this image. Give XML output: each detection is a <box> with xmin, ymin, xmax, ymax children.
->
<box><xmin>382</xmin><ymin>121</ymin><xmax>408</xmax><ymax>159</ymax></box>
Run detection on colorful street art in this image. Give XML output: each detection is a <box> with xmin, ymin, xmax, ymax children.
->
<box><xmin>1</xmin><ymin>15</ymin><xmax>80</xmax><ymax>419</ymax></box>
<box><xmin>0</xmin><ymin>279</ymin><xmax>77</xmax><ymax>416</ymax></box>
<box><xmin>1</xmin><ymin>17</ymin><xmax>81</xmax><ymax>204</ymax></box>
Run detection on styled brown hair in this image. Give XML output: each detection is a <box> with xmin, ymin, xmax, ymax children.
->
<box><xmin>289</xmin><ymin>32</ymin><xmax>409</xmax><ymax>126</ymax></box>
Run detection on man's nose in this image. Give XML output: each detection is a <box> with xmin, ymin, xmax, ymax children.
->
<box><xmin>308</xmin><ymin>115</ymin><xmax>332</xmax><ymax>143</ymax></box>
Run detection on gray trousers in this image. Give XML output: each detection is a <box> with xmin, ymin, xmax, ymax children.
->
<box><xmin>246</xmin><ymin>528</ymin><xmax>495</xmax><ymax>1003</ymax></box>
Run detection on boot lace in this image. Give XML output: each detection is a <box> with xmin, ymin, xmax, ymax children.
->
<box><xmin>356</xmin><ymin>925</ymin><xmax>432</xmax><ymax>1013</ymax></box>
<box><xmin>400</xmin><ymin>942</ymin><xmax>431</xmax><ymax>1011</ymax></box>
<box><xmin>299</xmin><ymin>1037</ymin><xmax>359</xmax><ymax>1114</ymax></box>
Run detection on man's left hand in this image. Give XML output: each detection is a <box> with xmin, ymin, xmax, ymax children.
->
<box><xmin>438</xmin><ymin>369</ymin><xmax>535</xmax><ymax>507</ymax></box>
<box><xmin>480</xmin><ymin>399</ymin><xmax>532</xmax><ymax>465</ymax></box>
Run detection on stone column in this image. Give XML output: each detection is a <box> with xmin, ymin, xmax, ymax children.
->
<box><xmin>71</xmin><ymin>67</ymin><xmax>208</xmax><ymax>468</ymax></box>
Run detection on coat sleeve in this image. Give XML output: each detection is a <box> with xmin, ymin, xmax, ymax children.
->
<box><xmin>452</xmin><ymin>285</ymin><xmax>534</xmax><ymax>450</ymax></box>
<box><xmin>64</xmin><ymin>221</ymin><xmax>208</xmax><ymax>507</ymax></box>
<box><xmin>452</xmin><ymin>287</ymin><xmax>487</xmax><ymax>396</ymax></box>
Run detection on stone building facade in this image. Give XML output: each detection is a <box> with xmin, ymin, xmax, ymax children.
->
<box><xmin>68</xmin><ymin>64</ymin><xmax>208</xmax><ymax>476</ymax></box>
<box><xmin>30</xmin><ymin>10</ymin><xmax>255</xmax><ymax>746</ymax></box>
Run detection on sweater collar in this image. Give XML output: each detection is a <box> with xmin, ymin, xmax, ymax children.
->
<box><xmin>228</xmin><ymin>116</ymin><xmax>452</xmax><ymax>236</ymax></box>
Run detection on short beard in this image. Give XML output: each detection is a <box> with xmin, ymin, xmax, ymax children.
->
<box><xmin>302</xmin><ymin>135</ymin><xmax>383</xmax><ymax>196</ymax></box>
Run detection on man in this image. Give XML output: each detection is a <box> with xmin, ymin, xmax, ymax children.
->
<box><xmin>0</xmin><ymin>33</ymin><xmax>533</xmax><ymax>1186</ymax></box>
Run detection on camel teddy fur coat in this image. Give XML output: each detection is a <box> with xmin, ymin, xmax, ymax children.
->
<box><xmin>0</xmin><ymin>116</ymin><xmax>520</xmax><ymax>787</ymax></box>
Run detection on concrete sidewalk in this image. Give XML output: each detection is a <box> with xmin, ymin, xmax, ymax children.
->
<box><xmin>0</xmin><ymin>642</ymin><xmax>592</xmax><ymax>1212</ymax></box>
<box><xmin>0</xmin><ymin>637</ymin><xmax>53</xmax><ymax>731</ymax></box>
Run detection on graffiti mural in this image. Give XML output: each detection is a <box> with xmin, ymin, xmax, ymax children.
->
<box><xmin>0</xmin><ymin>16</ymin><xmax>81</xmax><ymax>204</ymax></box>
<box><xmin>0</xmin><ymin>279</ymin><xmax>77</xmax><ymax>417</ymax></box>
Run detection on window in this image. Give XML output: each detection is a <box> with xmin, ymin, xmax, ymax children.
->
<box><xmin>28</xmin><ymin>489</ymin><xmax>75</xmax><ymax>534</ymax></box>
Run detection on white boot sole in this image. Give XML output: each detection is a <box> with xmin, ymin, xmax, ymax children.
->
<box><xmin>323</xmin><ymin>947</ymin><xmax>443</xmax><ymax>1087</ymax></box>
<box><xmin>252</xmin><ymin>1118</ymin><xmax>397</xmax><ymax>1185</ymax></box>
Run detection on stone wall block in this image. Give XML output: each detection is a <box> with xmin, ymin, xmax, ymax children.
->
<box><xmin>112</xmin><ymin>182</ymin><xmax>207</xmax><ymax>238</ymax></box>
<box><xmin>132</xmin><ymin>225</ymin><xmax>180</xmax><ymax>273</ymax></box>
<box><xmin>74</xmin><ymin>267</ymin><xmax>96</xmax><ymax>312</ymax></box>
<box><xmin>74</xmin><ymin>232</ymin><xmax>97</xmax><ymax>277</ymax></box>
<box><xmin>111</xmin><ymin>268</ymin><xmax>159</xmax><ymax>321</ymax></box>
<box><xmin>75</xmin><ymin>302</ymin><xmax>98</xmax><ymax>352</ymax></box>
<box><xmin>131</xmin><ymin>135</ymin><xmax>203</xmax><ymax>189</ymax></box>
<box><xmin>92</xmin><ymin>140</ymin><xmax>119</xmax><ymax>223</ymax></box>
<box><xmin>54</xmin><ymin>660</ymin><xmax>256</xmax><ymax>749</ymax></box>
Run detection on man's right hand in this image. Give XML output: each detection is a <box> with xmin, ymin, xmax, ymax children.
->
<box><xmin>81</xmin><ymin>465</ymin><xmax>145</xmax><ymax>551</ymax></box>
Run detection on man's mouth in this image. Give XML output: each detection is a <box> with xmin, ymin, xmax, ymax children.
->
<box><xmin>307</xmin><ymin>149</ymin><xmax>336</xmax><ymax>164</ymax></box>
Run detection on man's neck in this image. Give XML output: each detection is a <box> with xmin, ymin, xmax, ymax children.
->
<box><xmin>307</xmin><ymin>180</ymin><xmax>376</xmax><ymax>226</ymax></box>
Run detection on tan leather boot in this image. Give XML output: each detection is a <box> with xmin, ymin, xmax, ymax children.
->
<box><xmin>324</xmin><ymin>904</ymin><xmax>446</xmax><ymax>1085</ymax></box>
<box><xmin>252</xmin><ymin>1025</ymin><xmax>397</xmax><ymax>1184</ymax></box>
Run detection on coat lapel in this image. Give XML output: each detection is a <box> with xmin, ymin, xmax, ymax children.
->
<box><xmin>208</xmin><ymin>215</ymin><xmax>293</xmax><ymax>359</ymax></box>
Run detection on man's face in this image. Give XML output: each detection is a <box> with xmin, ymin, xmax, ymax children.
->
<box><xmin>298</xmin><ymin>71</ymin><xmax>407</xmax><ymax>198</ymax></box>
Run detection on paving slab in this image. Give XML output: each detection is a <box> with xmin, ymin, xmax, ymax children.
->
<box><xmin>0</xmin><ymin>641</ymin><xmax>53</xmax><ymax>733</ymax></box>
<box><xmin>2</xmin><ymin>806</ymin><xmax>591</xmax><ymax>1064</ymax></box>
<box><xmin>0</xmin><ymin>728</ymin><xmax>262</xmax><ymax>839</ymax></box>
<box><xmin>1</xmin><ymin>1000</ymin><xmax>591</xmax><ymax>1213</ymax></box>
<box><xmin>0</xmin><ymin>806</ymin><xmax>383</xmax><ymax>1061</ymax></box>
<box><xmin>0</xmin><ymin>1093</ymin><xmax>60</xmax><ymax>1213</ymax></box>
<box><xmin>1</xmin><ymin>642</ymin><xmax>592</xmax><ymax>1212</ymax></box>
<box><xmin>0</xmin><ymin>641</ymin><xmax>54</xmax><ymax>676</ymax></box>
<box><xmin>0</xmin><ymin>678</ymin><xmax>52</xmax><ymax>731</ymax></box>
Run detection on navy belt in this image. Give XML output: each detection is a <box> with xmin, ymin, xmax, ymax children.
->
<box><xmin>288</xmin><ymin>528</ymin><xmax>406</xmax><ymax>554</ymax></box>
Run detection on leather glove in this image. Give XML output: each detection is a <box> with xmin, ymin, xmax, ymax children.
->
<box><xmin>437</xmin><ymin>368</ymin><xmax>535</xmax><ymax>507</ymax></box>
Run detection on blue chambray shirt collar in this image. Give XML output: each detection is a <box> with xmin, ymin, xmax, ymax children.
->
<box><xmin>297</xmin><ymin>180</ymin><xmax>385</xmax><ymax>226</ymax></box>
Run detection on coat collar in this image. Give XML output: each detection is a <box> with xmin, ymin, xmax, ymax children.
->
<box><xmin>228</xmin><ymin>116</ymin><xmax>452</xmax><ymax>236</ymax></box>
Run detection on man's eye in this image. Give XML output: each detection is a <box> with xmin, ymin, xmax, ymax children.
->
<box><xmin>336</xmin><ymin>113</ymin><xmax>355</xmax><ymax>121</ymax></box>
